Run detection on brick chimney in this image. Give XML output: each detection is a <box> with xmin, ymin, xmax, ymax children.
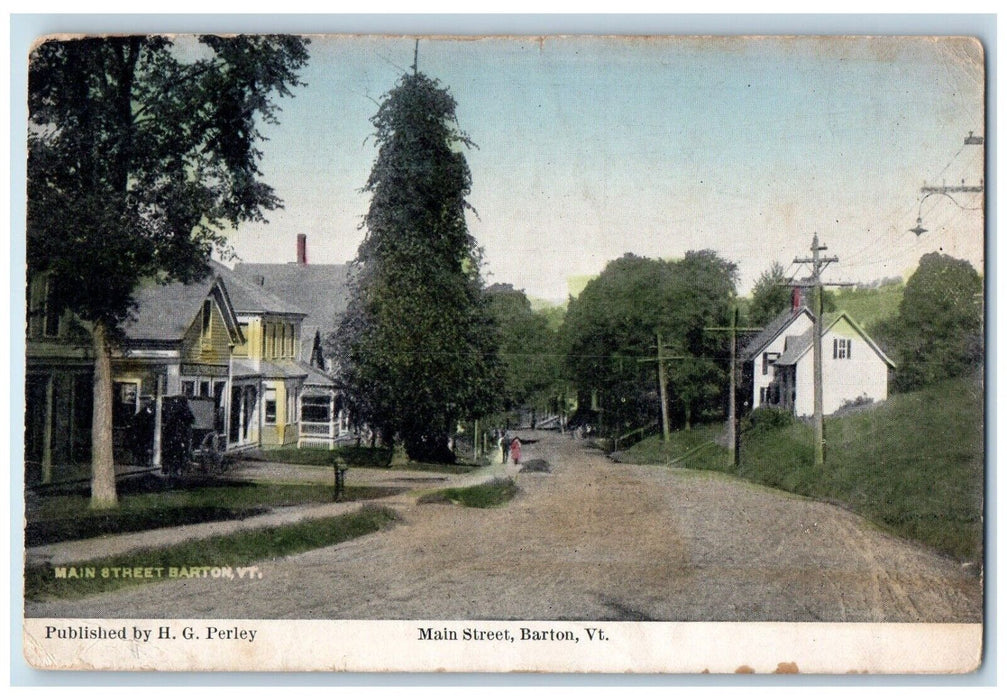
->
<box><xmin>296</xmin><ymin>233</ymin><xmax>307</xmax><ymax>265</ymax></box>
<box><xmin>791</xmin><ymin>286</ymin><xmax>803</xmax><ymax>311</ymax></box>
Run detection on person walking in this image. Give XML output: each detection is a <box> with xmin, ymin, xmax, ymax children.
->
<box><xmin>499</xmin><ymin>432</ymin><xmax>508</xmax><ymax>464</ymax></box>
<box><xmin>510</xmin><ymin>436</ymin><xmax>522</xmax><ymax>466</ymax></box>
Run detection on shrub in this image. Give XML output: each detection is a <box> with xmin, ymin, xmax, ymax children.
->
<box><xmin>745</xmin><ymin>406</ymin><xmax>795</xmax><ymax>432</ymax></box>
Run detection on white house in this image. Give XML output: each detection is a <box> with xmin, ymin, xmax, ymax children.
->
<box><xmin>742</xmin><ymin>306</ymin><xmax>894</xmax><ymax>417</ymax></box>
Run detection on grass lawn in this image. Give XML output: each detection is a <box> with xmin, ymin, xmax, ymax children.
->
<box><xmin>26</xmin><ymin>476</ymin><xmax>402</xmax><ymax>547</ymax></box>
<box><xmin>249</xmin><ymin>446</ymin><xmax>476</xmax><ymax>474</ymax></box>
<box><xmin>25</xmin><ymin>505</ymin><xmax>398</xmax><ymax>601</ymax></box>
<box><xmin>418</xmin><ymin>478</ymin><xmax>519</xmax><ymax>508</ymax></box>
<box><xmin>620</xmin><ymin>375</ymin><xmax>984</xmax><ymax>562</ymax></box>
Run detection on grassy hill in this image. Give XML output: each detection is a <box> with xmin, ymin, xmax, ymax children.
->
<box><xmin>618</xmin><ymin>375</ymin><xmax>984</xmax><ymax>563</ymax></box>
<box><xmin>831</xmin><ymin>282</ymin><xmax>904</xmax><ymax>329</ymax></box>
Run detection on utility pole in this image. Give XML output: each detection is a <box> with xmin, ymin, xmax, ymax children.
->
<box><xmin>792</xmin><ymin>233</ymin><xmax>852</xmax><ymax>466</ymax></box>
<box><xmin>638</xmin><ymin>332</ymin><xmax>688</xmax><ymax>443</ymax></box>
<box><xmin>706</xmin><ymin>307</ymin><xmax>762</xmax><ymax>468</ymax></box>
<box><xmin>913</xmin><ymin>131</ymin><xmax>984</xmax><ymax>236</ymax></box>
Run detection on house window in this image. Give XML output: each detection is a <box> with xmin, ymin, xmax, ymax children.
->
<box><xmin>182</xmin><ymin>381</ymin><xmax>195</xmax><ymax>397</ymax></box>
<box><xmin>759</xmin><ymin>387</ymin><xmax>767</xmax><ymax>404</ymax></box>
<box><xmin>199</xmin><ymin>380</ymin><xmax>210</xmax><ymax>397</ymax></box>
<box><xmin>833</xmin><ymin>338</ymin><xmax>852</xmax><ymax>359</ymax></box>
<box><xmin>264</xmin><ymin>388</ymin><xmax>277</xmax><ymax>425</ymax></box>
<box><xmin>113</xmin><ymin>381</ymin><xmax>139</xmax><ymax>428</ymax></box>
<box><xmin>762</xmin><ymin>352</ymin><xmax>780</xmax><ymax>375</ymax></box>
<box><xmin>301</xmin><ymin>395</ymin><xmax>331</xmax><ymax>423</ymax></box>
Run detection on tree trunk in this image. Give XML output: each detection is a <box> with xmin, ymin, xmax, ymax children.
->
<box><xmin>90</xmin><ymin>319</ymin><xmax>118</xmax><ymax>509</ymax></box>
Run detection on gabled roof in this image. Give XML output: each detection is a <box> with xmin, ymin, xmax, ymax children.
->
<box><xmin>741</xmin><ymin>306</ymin><xmax>815</xmax><ymax>361</ymax></box>
<box><xmin>773</xmin><ymin>311</ymin><xmax>896</xmax><ymax>368</ymax></box>
<box><xmin>232</xmin><ymin>262</ymin><xmax>350</xmax><ymax>337</ymax></box>
<box><xmin>123</xmin><ymin>274</ymin><xmax>242</xmax><ymax>345</ymax></box>
<box><xmin>210</xmin><ymin>261</ymin><xmax>307</xmax><ymax>317</ymax></box>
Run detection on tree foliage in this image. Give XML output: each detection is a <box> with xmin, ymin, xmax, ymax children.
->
<box><xmin>748</xmin><ymin>260</ymin><xmax>836</xmax><ymax>327</ymax></box>
<box><xmin>485</xmin><ymin>284</ymin><xmax>562</xmax><ymax>414</ymax></box>
<box><xmin>27</xmin><ymin>35</ymin><xmax>310</xmax><ymax>506</ymax></box>
<box><xmin>748</xmin><ymin>261</ymin><xmax>792</xmax><ymax>326</ymax></box>
<box><xmin>875</xmin><ymin>253</ymin><xmax>983</xmax><ymax>391</ymax></box>
<box><xmin>559</xmin><ymin>251</ymin><xmax>737</xmax><ymax>434</ymax></box>
<box><xmin>332</xmin><ymin>71</ymin><xmax>501</xmax><ymax>462</ymax></box>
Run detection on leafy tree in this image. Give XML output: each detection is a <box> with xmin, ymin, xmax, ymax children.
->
<box><xmin>748</xmin><ymin>261</ymin><xmax>792</xmax><ymax>326</ymax></box>
<box><xmin>486</xmin><ymin>284</ymin><xmax>562</xmax><ymax>417</ymax></box>
<box><xmin>559</xmin><ymin>251</ymin><xmax>736</xmax><ymax>435</ymax></box>
<box><xmin>332</xmin><ymin>70</ymin><xmax>501</xmax><ymax>462</ymax></box>
<box><xmin>28</xmin><ymin>35</ymin><xmax>310</xmax><ymax>508</ymax></box>
<box><xmin>748</xmin><ymin>260</ymin><xmax>835</xmax><ymax>327</ymax></box>
<box><xmin>669</xmin><ymin>250</ymin><xmax>738</xmax><ymax>428</ymax></box>
<box><xmin>879</xmin><ymin>253</ymin><xmax>983</xmax><ymax>391</ymax></box>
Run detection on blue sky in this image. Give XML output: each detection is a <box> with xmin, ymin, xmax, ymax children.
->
<box><xmin>224</xmin><ymin>35</ymin><xmax>985</xmax><ymax>301</ymax></box>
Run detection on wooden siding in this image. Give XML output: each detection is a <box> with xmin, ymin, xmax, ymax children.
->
<box><xmin>181</xmin><ymin>297</ymin><xmax>232</xmax><ymax>364</ymax></box>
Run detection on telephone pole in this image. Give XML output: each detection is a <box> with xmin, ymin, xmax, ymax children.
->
<box><xmin>706</xmin><ymin>307</ymin><xmax>762</xmax><ymax>467</ymax></box>
<box><xmin>792</xmin><ymin>233</ymin><xmax>851</xmax><ymax>466</ymax></box>
<box><xmin>638</xmin><ymin>331</ymin><xmax>687</xmax><ymax>443</ymax></box>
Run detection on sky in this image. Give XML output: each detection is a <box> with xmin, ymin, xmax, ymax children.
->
<box><xmin>218</xmin><ymin>34</ymin><xmax>985</xmax><ymax>302</ymax></box>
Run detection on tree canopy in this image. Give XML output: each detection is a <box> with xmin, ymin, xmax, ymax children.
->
<box><xmin>486</xmin><ymin>284</ymin><xmax>562</xmax><ymax>417</ymax></box>
<box><xmin>875</xmin><ymin>253</ymin><xmax>983</xmax><ymax>391</ymax></box>
<box><xmin>559</xmin><ymin>251</ymin><xmax>737</xmax><ymax>434</ymax></box>
<box><xmin>332</xmin><ymin>70</ymin><xmax>501</xmax><ymax>462</ymax></box>
<box><xmin>748</xmin><ymin>261</ymin><xmax>792</xmax><ymax>326</ymax></box>
<box><xmin>27</xmin><ymin>35</ymin><xmax>310</xmax><ymax>506</ymax></box>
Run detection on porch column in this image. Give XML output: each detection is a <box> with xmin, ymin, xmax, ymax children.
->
<box><xmin>152</xmin><ymin>373</ymin><xmax>163</xmax><ymax>469</ymax></box>
<box><xmin>329</xmin><ymin>391</ymin><xmax>335</xmax><ymax>449</ymax></box>
<box><xmin>297</xmin><ymin>387</ymin><xmax>304</xmax><ymax>449</ymax></box>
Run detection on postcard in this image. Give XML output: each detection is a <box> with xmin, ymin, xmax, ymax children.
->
<box><xmin>19</xmin><ymin>31</ymin><xmax>985</xmax><ymax>674</ymax></box>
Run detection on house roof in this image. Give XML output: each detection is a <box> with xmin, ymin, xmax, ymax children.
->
<box><xmin>773</xmin><ymin>311</ymin><xmax>896</xmax><ymax>368</ymax></box>
<box><xmin>232</xmin><ymin>262</ymin><xmax>350</xmax><ymax>338</ymax></box>
<box><xmin>122</xmin><ymin>274</ymin><xmax>242</xmax><ymax>344</ymax></box>
<box><xmin>299</xmin><ymin>361</ymin><xmax>338</xmax><ymax>388</ymax></box>
<box><xmin>740</xmin><ymin>306</ymin><xmax>814</xmax><ymax>361</ymax></box>
<box><xmin>775</xmin><ymin>327</ymin><xmax>814</xmax><ymax>366</ymax></box>
<box><xmin>210</xmin><ymin>261</ymin><xmax>307</xmax><ymax>317</ymax></box>
<box><xmin>230</xmin><ymin>358</ymin><xmax>312</xmax><ymax>380</ymax></box>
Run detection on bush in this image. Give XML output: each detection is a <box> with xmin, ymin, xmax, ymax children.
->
<box><xmin>745</xmin><ymin>406</ymin><xmax>795</xmax><ymax>432</ymax></box>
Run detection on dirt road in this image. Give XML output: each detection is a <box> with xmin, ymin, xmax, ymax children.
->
<box><xmin>25</xmin><ymin>431</ymin><xmax>981</xmax><ymax>622</ymax></box>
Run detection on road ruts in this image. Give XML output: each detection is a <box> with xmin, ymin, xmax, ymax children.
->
<box><xmin>25</xmin><ymin>431</ymin><xmax>981</xmax><ymax>622</ymax></box>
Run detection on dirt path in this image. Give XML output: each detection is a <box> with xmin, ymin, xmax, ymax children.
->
<box><xmin>25</xmin><ymin>431</ymin><xmax>981</xmax><ymax>622</ymax></box>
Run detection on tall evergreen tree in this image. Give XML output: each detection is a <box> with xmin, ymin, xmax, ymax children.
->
<box><xmin>28</xmin><ymin>35</ymin><xmax>310</xmax><ymax>508</ymax></box>
<box><xmin>333</xmin><ymin>70</ymin><xmax>501</xmax><ymax>462</ymax></box>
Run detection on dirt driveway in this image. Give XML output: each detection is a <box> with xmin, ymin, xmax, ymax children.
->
<box><xmin>25</xmin><ymin>431</ymin><xmax>981</xmax><ymax>622</ymax></box>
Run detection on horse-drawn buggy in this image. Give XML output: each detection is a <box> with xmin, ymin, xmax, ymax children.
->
<box><xmin>158</xmin><ymin>395</ymin><xmax>230</xmax><ymax>477</ymax></box>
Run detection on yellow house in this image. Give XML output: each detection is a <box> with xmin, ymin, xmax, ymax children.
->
<box><xmin>212</xmin><ymin>263</ymin><xmax>310</xmax><ymax>450</ymax></box>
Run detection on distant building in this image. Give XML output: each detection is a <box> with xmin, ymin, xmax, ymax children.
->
<box><xmin>741</xmin><ymin>301</ymin><xmax>894</xmax><ymax>417</ymax></box>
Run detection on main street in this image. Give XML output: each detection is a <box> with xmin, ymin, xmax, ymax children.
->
<box><xmin>26</xmin><ymin>431</ymin><xmax>981</xmax><ymax>622</ymax></box>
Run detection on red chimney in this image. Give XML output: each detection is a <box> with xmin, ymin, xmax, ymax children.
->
<box><xmin>296</xmin><ymin>233</ymin><xmax>307</xmax><ymax>265</ymax></box>
<box><xmin>791</xmin><ymin>287</ymin><xmax>803</xmax><ymax>310</ymax></box>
